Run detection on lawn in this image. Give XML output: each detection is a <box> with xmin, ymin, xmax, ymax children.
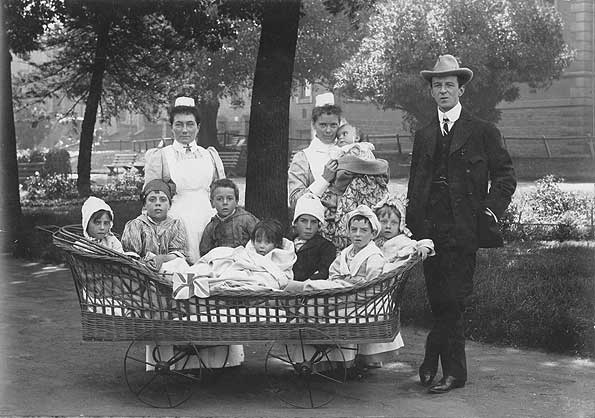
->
<box><xmin>401</xmin><ymin>241</ymin><xmax>595</xmax><ymax>357</ymax></box>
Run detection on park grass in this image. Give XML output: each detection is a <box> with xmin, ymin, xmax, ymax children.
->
<box><xmin>401</xmin><ymin>241</ymin><xmax>595</xmax><ymax>357</ymax></box>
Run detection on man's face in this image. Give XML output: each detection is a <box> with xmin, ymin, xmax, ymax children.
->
<box><xmin>172</xmin><ymin>113</ymin><xmax>198</xmax><ymax>145</ymax></box>
<box><xmin>430</xmin><ymin>75</ymin><xmax>464</xmax><ymax>112</ymax></box>
<box><xmin>144</xmin><ymin>191</ymin><xmax>170</xmax><ymax>222</ymax></box>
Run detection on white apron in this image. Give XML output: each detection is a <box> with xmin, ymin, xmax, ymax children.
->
<box><xmin>163</xmin><ymin>146</ymin><xmax>215</xmax><ymax>264</ymax></box>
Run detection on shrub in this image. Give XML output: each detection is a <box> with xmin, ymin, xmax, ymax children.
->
<box><xmin>401</xmin><ymin>241</ymin><xmax>595</xmax><ymax>357</ymax></box>
<box><xmin>44</xmin><ymin>149</ymin><xmax>71</xmax><ymax>175</ymax></box>
<box><xmin>501</xmin><ymin>175</ymin><xmax>594</xmax><ymax>242</ymax></box>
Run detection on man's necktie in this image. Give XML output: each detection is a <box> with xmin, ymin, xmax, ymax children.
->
<box><xmin>184</xmin><ymin>144</ymin><xmax>192</xmax><ymax>154</ymax></box>
<box><xmin>442</xmin><ymin>116</ymin><xmax>450</xmax><ymax>136</ymax></box>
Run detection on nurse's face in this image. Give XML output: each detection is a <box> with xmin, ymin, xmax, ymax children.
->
<box><xmin>313</xmin><ymin>113</ymin><xmax>340</xmax><ymax>144</ymax></box>
<box><xmin>172</xmin><ymin>113</ymin><xmax>199</xmax><ymax>145</ymax></box>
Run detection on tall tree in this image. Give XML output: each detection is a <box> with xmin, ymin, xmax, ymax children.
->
<box><xmin>243</xmin><ymin>0</ymin><xmax>301</xmax><ymax>223</ymax></box>
<box><xmin>336</xmin><ymin>0</ymin><xmax>574</xmax><ymax>128</ymax></box>
<box><xmin>17</xmin><ymin>0</ymin><xmax>235</xmax><ymax>195</ymax></box>
<box><xmin>1</xmin><ymin>0</ymin><xmax>64</xmax><ymax>251</ymax></box>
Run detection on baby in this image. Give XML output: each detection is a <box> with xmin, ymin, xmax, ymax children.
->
<box><xmin>373</xmin><ymin>195</ymin><xmax>435</xmax><ymax>273</ymax></box>
<box><xmin>81</xmin><ymin>196</ymin><xmax>123</xmax><ymax>252</ymax></box>
<box><xmin>183</xmin><ymin>219</ymin><xmax>296</xmax><ymax>298</ymax></box>
<box><xmin>331</xmin><ymin>123</ymin><xmax>376</xmax><ymax>161</ymax></box>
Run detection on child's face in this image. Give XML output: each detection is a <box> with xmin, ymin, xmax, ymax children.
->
<box><xmin>378</xmin><ymin>209</ymin><xmax>401</xmax><ymax>240</ymax></box>
<box><xmin>348</xmin><ymin>218</ymin><xmax>374</xmax><ymax>251</ymax></box>
<box><xmin>294</xmin><ymin>214</ymin><xmax>320</xmax><ymax>240</ymax></box>
<box><xmin>211</xmin><ymin>187</ymin><xmax>238</xmax><ymax>218</ymax></box>
<box><xmin>87</xmin><ymin>212</ymin><xmax>112</xmax><ymax>240</ymax></box>
<box><xmin>144</xmin><ymin>191</ymin><xmax>170</xmax><ymax>222</ymax></box>
<box><xmin>336</xmin><ymin>125</ymin><xmax>358</xmax><ymax>147</ymax></box>
<box><xmin>253</xmin><ymin>236</ymin><xmax>275</xmax><ymax>256</ymax></box>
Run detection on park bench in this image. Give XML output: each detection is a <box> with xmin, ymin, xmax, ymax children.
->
<box><xmin>105</xmin><ymin>153</ymin><xmax>137</xmax><ymax>175</ymax></box>
<box><xmin>18</xmin><ymin>162</ymin><xmax>45</xmax><ymax>182</ymax></box>
<box><xmin>219</xmin><ymin>150</ymin><xmax>241</xmax><ymax>176</ymax></box>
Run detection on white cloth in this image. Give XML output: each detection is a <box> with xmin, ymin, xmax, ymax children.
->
<box><xmin>163</xmin><ymin>144</ymin><xmax>216</xmax><ymax>263</ymax></box>
<box><xmin>302</xmin><ymin>136</ymin><xmax>338</xmax><ymax>196</ymax></box>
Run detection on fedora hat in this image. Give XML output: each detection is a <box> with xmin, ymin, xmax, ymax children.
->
<box><xmin>420</xmin><ymin>54</ymin><xmax>473</xmax><ymax>85</ymax></box>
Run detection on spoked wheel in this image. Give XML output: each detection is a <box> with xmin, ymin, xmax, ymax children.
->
<box><xmin>264</xmin><ymin>327</ymin><xmax>348</xmax><ymax>408</ymax></box>
<box><xmin>123</xmin><ymin>334</ymin><xmax>203</xmax><ymax>408</ymax></box>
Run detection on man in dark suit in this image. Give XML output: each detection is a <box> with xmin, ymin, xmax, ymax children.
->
<box><xmin>406</xmin><ymin>55</ymin><xmax>517</xmax><ymax>394</ymax></box>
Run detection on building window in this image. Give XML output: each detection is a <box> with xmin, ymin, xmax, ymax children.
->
<box><xmin>302</xmin><ymin>108</ymin><xmax>307</xmax><ymax>119</ymax></box>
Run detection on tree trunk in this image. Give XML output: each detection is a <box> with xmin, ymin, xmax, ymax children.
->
<box><xmin>0</xmin><ymin>26</ymin><xmax>22</xmax><ymax>252</ymax></box>
<box><xmin>244</xmin><ymin>0</ymin><xmax>300</xmax><ymax>225</ymax></box>
<box><xmin>197</xmin><ymin>98</ymin><xmax>220</xmax><ymax>149</ymax></box>
<box><xmin>76</xmin><ymin>13</ymin><xmax>111</xmax><ymax>196</ymax></box>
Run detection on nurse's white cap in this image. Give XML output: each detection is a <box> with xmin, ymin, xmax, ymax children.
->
<box><xmin>314</xmin><ymin>92</ymin><xmax>335</xmax><ymax>107</ymax></box>
<box><xmin>174</xmin><ymin>96</ymin><xmax>196</xmax><ymax>107</ymax></box>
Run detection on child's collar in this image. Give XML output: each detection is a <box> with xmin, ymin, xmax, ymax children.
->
<box><xmin>216</xmin><ymin>208</ymin><xmax>237</xmax><ymax>222</ymax></box>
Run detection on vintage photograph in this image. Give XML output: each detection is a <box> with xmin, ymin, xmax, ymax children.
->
<box><xmin>1</xmin><ymin>0</ymin><xmax>594</xmax><ymax>416</ymax></box>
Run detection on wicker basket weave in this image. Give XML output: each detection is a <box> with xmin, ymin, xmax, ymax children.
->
<box><xmin>53</xmin><ymin>225</ymin><xmax>420</xmax><ymax>345</ymax></box>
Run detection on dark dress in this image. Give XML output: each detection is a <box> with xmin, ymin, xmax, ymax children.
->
<box><xmin>292</xmin><ymin>234</ymin><xmax>336</xmax><ymax>282</ymax></box>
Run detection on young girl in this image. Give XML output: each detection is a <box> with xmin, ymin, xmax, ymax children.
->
<box><xmin>121</xmin><ymin>179</ymin><xmax>189</xmax><ymax>274</ymax></box>
<box><xmin>373</xmin><ymin>195</ymin><xmax>435</xmax><ymax>273</ymax></box>
<box><xmin>81</xmin><ymin>196</ymin><xmax>123</xmax><ymax>253</ymax></box>
<box><xmin>183</xmin><ymin>219</ymin><xmax>296</xmax><ymax>298</ymax></box>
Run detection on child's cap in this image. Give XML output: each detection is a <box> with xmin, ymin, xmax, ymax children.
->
<box><xmin>142</xmin><ymin>179</ymin><xmax>175</xmax><ymax>203</ymax></box>
<box><xmin>373</xmin><ymin>195</ymin><xmax>411</xmax><ymax>236</ymax></box>
<box><xmin>82</xmin><ymin>196</ymin><xmax>114</xmax><ymax>239</ymax></box>
<box><xmin>293</xmin><ymin>193</ymin><xmax>325</xmax><ymax>225</ymax></box>
<box><xmin>346</xmin><ymin>204</ymin><xmax>381</xmax><ymax>238</ymax></box>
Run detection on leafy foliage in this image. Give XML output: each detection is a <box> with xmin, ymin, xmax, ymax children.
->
<box><xmin>336</xmin><ymin>0</ymin><xmax>574</xmax><ymax>129</ymax></box>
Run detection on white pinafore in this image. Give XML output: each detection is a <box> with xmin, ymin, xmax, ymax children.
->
<box><xmin>163</xmin><ymin>146</ymin><xmax>215</xmax><ymax>264</ymax></box>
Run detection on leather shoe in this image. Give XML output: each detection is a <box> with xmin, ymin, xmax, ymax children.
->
<box><xmin>418</xmin><ymin>367</ymin><xmax>436</xmax><ymax>387</ymax></box>
<box><xmin>428</xmin><ymin>376</ymin><xmax>465</xmax><ymax>394</ymax></box>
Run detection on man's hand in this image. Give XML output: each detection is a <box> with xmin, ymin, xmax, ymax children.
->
<box><xmin>322</xmin><ymin>159</ymin><xmax>339</xmax><ymax>183</ymax></box>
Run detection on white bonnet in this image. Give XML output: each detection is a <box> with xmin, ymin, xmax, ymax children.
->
<box><xmin>346</xmin><ymin>205</ymin><xmax>381</xmax><ymax>238</ymax></box>
<box><xmin>293</xmin><ymin>193</ymin><xmax>325</xmax><ymax>225</ymax></box>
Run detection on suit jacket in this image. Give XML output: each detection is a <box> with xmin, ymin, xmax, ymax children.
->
<box><xmin>292</xmin><ymin>234</ymin><xmax>337</xmax><ymax>282</ymax></box>
<box><xmin>406</xmin><ymin>109</ymin><xmax>516</xmax><ymax>252</ymax></box>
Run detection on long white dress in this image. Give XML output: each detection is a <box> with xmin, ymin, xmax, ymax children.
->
<box><xmin>144</xmin><ymin>141</ymin><xmax>243</xmax><ymax>369</ymax></box>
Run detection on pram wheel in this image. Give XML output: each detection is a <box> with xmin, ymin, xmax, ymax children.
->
<box><xmin>123</xmin><ymin>332</ymin><xmax>207</xmax><ymax>408</ymax></box>
<box><xmin>264</xmin><ymin>327</ymin><xmax>348</xmax><ymax>408</ymax></box>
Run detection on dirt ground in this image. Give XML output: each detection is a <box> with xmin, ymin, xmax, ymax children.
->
<box><xmin>1</xmin><ymin>254</ymin><xmax>594</xmax><ymax>417</ymax></box>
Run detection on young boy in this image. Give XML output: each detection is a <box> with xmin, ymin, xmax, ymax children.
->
<box><xmin>81</xmin><ymin>196</ymin><xmax>123</xmax><ymax>252</ymax></box>
<box><xmin>373</xmin><ymin>195</ymin><xmax>434</xmax><ymax>273</ymax></box>
<box><xmin>121</xmin><ymin>179</ymin><xmax>188</xmax><ymax>272</ymax></box>
<box><xmin>291</xmin><ymin>194</ymin><xmax>336</xmax><ymax>282</ymax></box>
<box><xmin>199</xmin><ymin>178</ymin><xmax>259</xmax><ymax>256</ymax></box>
<box><xmin>328</xmin><ymin>204</ymin><xmax>385</xmax><ymax>283</ymax></box>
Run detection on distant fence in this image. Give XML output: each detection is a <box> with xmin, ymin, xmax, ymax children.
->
<box><xmin>131</xmin><ymin>133</ymin><xmax>595</xmax><ymax>159</ymax></box>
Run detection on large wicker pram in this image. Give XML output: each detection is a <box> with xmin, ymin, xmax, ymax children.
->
<box><xmin>53</xmin><ymin>225</ymin><xmax>420</xmax><ymax>409</ymax></box>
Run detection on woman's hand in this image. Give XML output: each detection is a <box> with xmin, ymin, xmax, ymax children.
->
<box><xmin>322</xmin><ymin>159</ymin><xmax>339</xmax><ymax>183</ymax></box>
